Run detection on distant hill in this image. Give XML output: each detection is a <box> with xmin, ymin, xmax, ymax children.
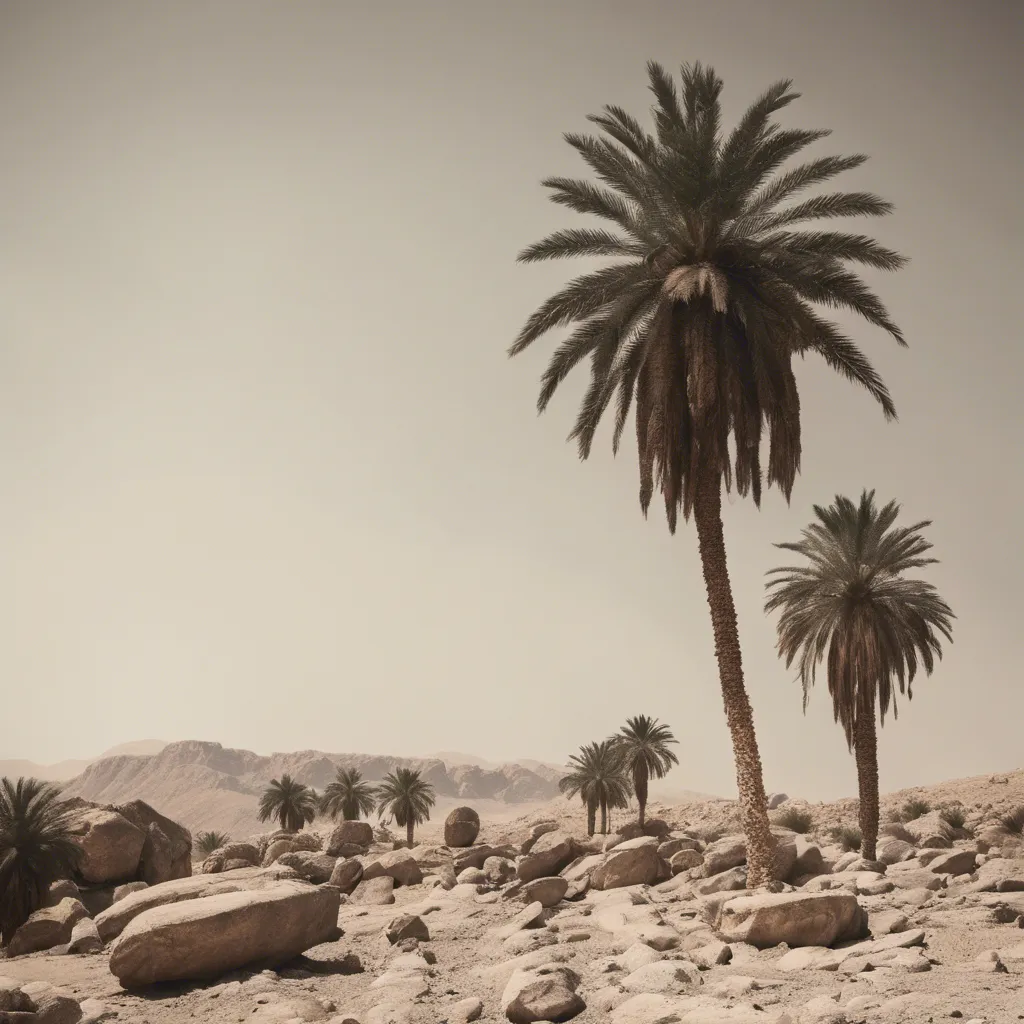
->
<box><xmin>0</xmin><ymin>740</ymin><xmax>168</xmax><ymax>784</ymax></box>
<box><xmin>60</xmin><ymin>739</ymin><xmax>566</xmax><ymax>838</ymax></box>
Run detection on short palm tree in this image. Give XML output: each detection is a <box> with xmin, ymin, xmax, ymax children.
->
<box><xmin>610</xmin><ymin>715</ymin><xmax>680</xmax><ymax>828</ymax></box>
<box><xmin>195</xmin><ymin>830</ymin><xmax>231</xmax><ymax>858</ymax></box>
<box><xmin>559</xmin><ymin>740</ymin><xmax>632</xmax><ymax>836</ymax></box>
<box><xmin>320</xmin><ymin>767</ymin><xmax>378</xmax><ymax>822</ymax></box>
<box><xmin>765</xmin><ymin>491</ymin><xmax>954</xmax><ymax>860</ymax></box>
<box><xmin>375</xmin><ymin>768</ymin><xmax>436</xmax><ymax>846</ymax></box>
<box><xmin>0</xmin><ymin>778</ymin><xmax>82</xmax><ymax>946</ymax></box>
<box><xmin>257</xmin><ymin>774</ymin><xmax>318</xmax><ymax>833</ymax></box>
<box><xmin>509</xmin><ymin>62</ymin><xmax>907</xmax><ymax>885</ymax></box>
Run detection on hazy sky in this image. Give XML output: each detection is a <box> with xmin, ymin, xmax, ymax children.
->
<box><xmin>2</xmin><ymin>1</ymin><xmax>1021</xmax><ymax>801</ymax></box>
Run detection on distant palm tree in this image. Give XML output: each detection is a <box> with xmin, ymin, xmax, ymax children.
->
<box><xmin>257</xmin><ymin>774</ymin><xmax>318</xmax><ymax>833</ymax></box>
<box><xmin>195</xmin><ymin>831</ymin><xmax>231</xmax><ymax>858</ymax></box>
<box><xmin>559</xmin><ymin>740</ymin><xmax>631</xmax><ymax>836</ymax></box>
<box><xmin>0</xmin><ymin>778</ymin><xmax>81</xmax><ymax>946</ymax></box>
<box><xmin>375</xmin><ymin>768</ymin><xmax>436</xmax><ymax>846</ymax></box>
<box><xmin>509</xmin><ymin>62</ymin><xmax>907</xmax><ymax>885</ymax></box>
<box><xmin>611</xmin><ymin>715</ymin><xmax>680</xmax><ymax>828</ymax></box>
<box><xmin>320</xmin><ymin>767</ymin><xmax>378</xmax><ymax>822</ymax></box>
<box><xmin>765</xmin><ymin>491</ymin><xmax>954</xmax><ymax>860</ymax></box>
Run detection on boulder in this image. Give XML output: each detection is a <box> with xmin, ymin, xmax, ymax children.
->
<box><xmin>325</xmin><ymin>821</ymin><xmax>373</xmax><ymax>856</ymax></box>
<box><xmin>7</xmin><ymin>898</ymin><xmax>89</xmax><ymax>957</ymax></box>
<box><xmin>201</xmin><ymin>842</ymin><xmax>260</xmax><ymax>874</ymax></box>
<box><xmin>519</xmin><ymin>822</ymin><xmax>560</xmax><ymax>855</ymax></box>
<box><xmin>276</xmin><ymin>851</ymin><xmax>337</xmax><ymax>884</ymax></box>
<box><xmin>701</xmin><ymin>836</ymin><xmax>747</xmax><ymax>877</ymax></box>
<box><xmin>715</xmin><ymin>891</ymin><xmax>868</xmax><ymax>948</ymax></box>
<box><xmin>669</xmin><ymin>849</ymin><xmax>702</xmax><ymax>874</ymax></box>
<box><xmin>444</xmin><ymin>807</ymin><xmax>481</xmax><ymax>848</ymax></box>
<box><xmin>45</xmin><ymin>879</ymin><xmax>81</xmax><ymax>906</ymax></box>
<box><xmin>516</xmin><ymin>831</ymin><xmax>576</xmax><ymax>883</ymax></box>
<box><xmin>791</xmin><ymin>837</ymin><xmax>825</xmax><ymax>879</ymax></box>
<box><xmin>484</xmin><ymin>856</ymin><xmax>517</xmax><ymax>884</ymax></box>
<box><xmin>879</xmin><ymin>839</ymin><xmax>917</xmax><ymax>865</ymax></box>
<box><xmin>349</xmin><ymin>876</ymin><xmax>395</xmax><ymax>906</ymax></box>
<box><xmin>362</xmin><ymin>850</ymin><xmax>422</xmax><ymax>887</ymax></box>
<box><xmin>516</xmin><ymin>877</ymin><xmax>568</xmax><ymax>908</ymax></box>
<box><xmin>591</xmin><ymin>841</ymin><xmax>662</xmax><ymax>891</ymax></box>
<box><xmin>454</xmin><ymin>844</ymin><xmax>500</xmax><ymax>874</ymax></box>
<box><xmin>95</xmin><ymin>865</ymin><xmax>299</xmax><ymax>941</ymax></box>
<box><xmin>695</xmin><ymin>866</ymin><xmax>747</xmax><ymax>895</ymax></box>
<box><xmin>67</xmin><ymin>917</ymin><xmax>103</xmax><ymax>954</ymax></box>
<box><xmin>68</xmin><ymin>808</ymin><xmax>146</xmax><ymax>885</ymax></box>
<box><xmin>108</xmin><ymin>879</ymin><xmax>341</xmax><ymax>987</ymax></box>
<box><xmin>113</xmin><ymin>801</ymin><xmax>192</xmax><ymax>885</ymax></box>
<box><xmin>501</xmin><ymin>964</ymin><xmax>584</xmax><ymax>1023</ymax></box>
<box><xmin>385</xmin><ymin>914</ymin><xmax>429</xmax><ymax>944</ymax></box>
<box><xmin>27</xmin><ymin>989</ymin><xmax>82</xmax><ymax>1024</ymax></box>
<box><xmin>112</xmin><ymin>882</ymin><xmax>148</xmax><ymax>904</ymax></box>
<box><xmin>767</xmin><ymin>793</ymin><xmax>789</xmax><ymax>810</ymax></box>
<box><xmin>262</xmin><ymin>839</ymin><xmax>295</xmax><ymax>866</ymax></box>
<box><xmin>929</xmin><ymin>849</ymin><xmax>977</xmax><ymax>875</ymax></box>
<box><xmin>970</xmin><ymin>857</ymin><xmax>1024</xmax><ymax>892</ymax></box>
<box><xmin>328</xmin><ymin>857</ymin><xmax>363</xmax><ymax>894</ymax></box>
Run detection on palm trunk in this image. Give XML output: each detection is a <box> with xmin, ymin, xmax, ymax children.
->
<box><xmin>600</xmin><ymin>799</ymin><xmax>608</xmax><ymax>835</ymax></box>
<box><xmin>854</xmin><ymin>702</ymin><xmax>880</xmax><ymax>862</ymax></box>
<box><xmin>635</xmin><ymin>769</ymin><xmax>648</xmax><ymax>829</ymax></box>
<box><xmin>586</xmin><ymin>799</ymin><xmax>596</xmax><ymax>837</ymax></box>
<box><xmin>693</xmin><ymin>461</ymin><xmax>775</xmax><ymax>887</ymax></box>
<box><xmin>406</xmin><ymin>820</ymin><xmax>414</xmax><ymax>847</ymax></box>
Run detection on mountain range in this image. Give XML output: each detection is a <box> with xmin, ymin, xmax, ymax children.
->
<box><xmin>47</xmin><ymin>739</ymin><xmax>566</xmax><ymax>838</ymax></box>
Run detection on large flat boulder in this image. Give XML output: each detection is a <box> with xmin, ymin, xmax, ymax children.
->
<box><xmin>715</xmin><ymin>891</ymin><xmax>868</xmax><ymax>949</ymax></box>
<box><xmin>276</xmin><ymin>851</ymin><xmax>337</xmax><ymax>884</ymax></box>
<box><xmin>68</xmin><ymin>807</ymin><xmax>146</xmax><ymax>885</ymax></box>
<box><xmin>94</xmin><ymin>865</ymin><xmax>298</xmax><ymax>941</ymax></box>
<box><xmin>108</xmin><ymin>880</ymin><xmax>341</xmax><ymax>987</ymax></box>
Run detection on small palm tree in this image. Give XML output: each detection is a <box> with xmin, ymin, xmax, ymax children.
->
<box><xmin>510</xmin><ymin>62</ymin><xmax>907</xmax><ymax>885</ymax></box>
<box><xmin>195</xmin><ymin>831</ymin><xmax>231</xmax><ymax>857</ymax></box>
<box><xmin>559</xmin><ymin>740</ymin><xmax>632</xmax><ymax>836</ymax></box>
<box><xmin>257</xmin><ymin>774</ymin><xmax>318</xmax><ymax>833</ymax></box>
<box><xmin>0</xmin><ymin>778</ymin><xmax>82</xmax><ymax>946</ymax></box>
<box><xmin>610</xmin><ymin>715</ymin><xmax>679</xmax><ymax>828</ymax></box>
<box><xmin>319</xmin><ymin>767</ymin><xmax>378</xmax><ymax>822</ymax></box>
<box><xmin>375</xmin><ymin>768</ymin><xmax>436</xmax><ymax>846</ymax></box>
<box><xmin>765</xmin><ymin>491</ymin><xmax>954</xmax><ymax>860</ymax></box>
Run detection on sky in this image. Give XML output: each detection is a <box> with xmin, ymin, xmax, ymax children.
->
<box><xmin>1</xmin><ymin>0</ymin><xmax>1021</xmax><ymax>802</ymax></box>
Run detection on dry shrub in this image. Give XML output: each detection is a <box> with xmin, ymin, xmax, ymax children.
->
<box><xmin>830</xmin><ymin>825</ymin><xmax>862</xmax><ymax>852</ymax></box>
<box><xmin>772</xmin><ymin>807</ymin><xmax>814</xmax><ymax>834</ymax></box>
<box><xmin>879</xmin><ymin>822</ymin><xmax>916</xmax><ymax>844</ymax></box>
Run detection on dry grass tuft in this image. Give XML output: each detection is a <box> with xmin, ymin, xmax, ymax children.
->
<box><xmin>773</xmin><ymin>806</ymin><xmax>815</xmax><ymax>833</ymax></box>
<box><xmin>830</xmin><ymin>825</ymin><xmax>862</xmax><ymax>852</ymax></box>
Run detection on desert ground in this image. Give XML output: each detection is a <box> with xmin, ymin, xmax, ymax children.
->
<box><xmin>3</xmin><ymin>768</ymin><xmax>1024</xmax><ymax>1024</ymax></box>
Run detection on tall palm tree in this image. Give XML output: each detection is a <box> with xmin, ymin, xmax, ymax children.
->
<box><xmin>764</xmin><ymin>491</ymin><xmax>954</xmax><ymax>860</ymax></box>
<box><xmin>375</xmin><ymin>768</ymin><xmax>436</xmax><ymax>846</ymax></box>
<box><xmin>611</xmin><ymin>715</ymin><xmax>680</xmax><ymax>828</ymax></box>
<box><xmin>509</xmin><ymin>62</ymin><xmax>906</xmax><ymax>885</ymax></box>
<box><xmin>559</xmin><ymin>740</ymin><xmax>632</xmax><ymax>836</ymax></box>
<box><xmin>320</xmin><ymin>767</ymin><xmax>378</xmax><ymax>822</ymax></box>
<box><xmin>0</xmin><ymin>778</ymin><xmax>82</xmax><ymax>946</ymax></box>
<box><xmin>257</xmin><ymin>774</ymin><xmax>318</xmax><ymax>833</ymax></box>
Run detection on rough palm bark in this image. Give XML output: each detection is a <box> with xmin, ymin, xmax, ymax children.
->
<box><xmin>854</xmin><ymin>700</ymin><xmax>880</xmax><ymax>861</ymax></box>
<box><xmin>587</xmin><ymin>799</ymin><xmax>597</xmax><ymax>837</ymax></box>
<box><xmin>694</xmin><ymin>463</ymin><xmax>775</xmax><ymax>886</ymax></box>
<box><xmin>633</xmin><ymin>768</ymin><xmax>648</xmax><ymax>829</ymax></box>
<box><xmin>406</xmin><ymin>820</ymin><xmax>415</xmax><ymax>847</ymax></box>
<box><xmin>599</xmin><ymin>799</ymin><xmax>608</xmax><ymax>835</ymax></box>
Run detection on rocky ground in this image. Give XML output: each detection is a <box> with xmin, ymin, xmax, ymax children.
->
<box><xmin>3</xmin><ymin>776</ymin><xmax>1024</xmax><ymax>1024</ymax></box>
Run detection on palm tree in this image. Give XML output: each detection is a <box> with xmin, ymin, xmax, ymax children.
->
<box><xmin>375</xmin><ymin>768</ymin><xmax>436</xmax><ymax>846</ymax></box>
<box><xmin>257</xmin><ymin>774</ymin><xmax>318</xmax><ymax>833</ymax></box>
<box><xmin>195</xmin><ymin>831</ymin><xmax>231</xmax><ymax>858</ymax></box>
<box><xmin>764</xmin><ymin>491</ymin><xmax>954</xmax><ymax>860</ymax></box>
<box><xmin>611</xmin><ymin>715</ymin><xmax>680</xmax><ymax>828</ymax></box>
<box><xmin>320</xmin><ymin>767</ymin><xmax>378</xmax><ymax>822</ymax></box>
<box><xmin>559</xmin><ymin>740</ymin><xmax>632</xmax><ymax>835</ymax></box>
<box><xmin>509</xmin><ymin>62</ymin><xmax>907</xmax><ymax>885</ymax></box>
<box><xmin>0</xmin><ymin>778</ymin><xmax>82</xmax><ymax>946</ymax></box>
